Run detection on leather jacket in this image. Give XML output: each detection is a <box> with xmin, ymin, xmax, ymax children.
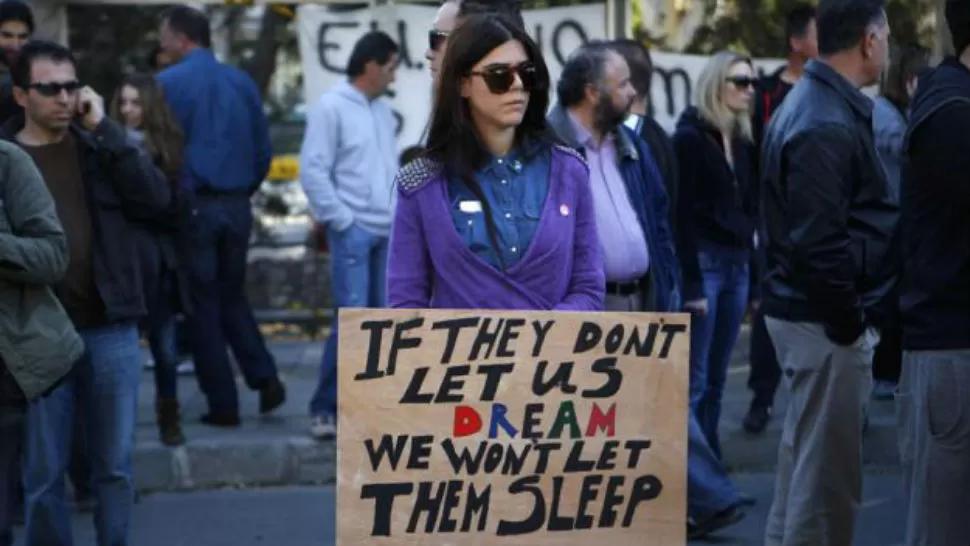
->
<box><xmin>760</xmin><ymin>60</ymin><xmax>900</xmax><ymax>344</ymax></box>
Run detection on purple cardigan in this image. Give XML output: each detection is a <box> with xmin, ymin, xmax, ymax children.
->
<box><xmin>387</xmin><ymin>145</ymin><xmax>605</xmax><ymax>311</ymax></box>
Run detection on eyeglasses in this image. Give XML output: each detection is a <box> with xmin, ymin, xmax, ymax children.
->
<box><xmin>28</xmin><ymin>80</ymin><xmax>82</xmax><ymax>97</ymax></box>
<box><xmin>726</xmin><ymin>76</ymin><xmax>756</xmax><ymax>89</ymax></box>
<box><xmin>469</xmin><ymin>62</ymin><xmax>539</xmax><ymax>94</ymax></box>
<box><xmin>428</xmin><ymin>29</ymin><xmax>449</xmax><ymax>51</ymax></box>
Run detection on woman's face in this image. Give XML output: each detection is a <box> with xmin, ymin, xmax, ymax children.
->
<box><xmin>119</xmin><ymin>85</ymin><xmax>143</xmax><ymax>130</ymax></box>
<box><xmin>461</xmin><ymin>39</ymin><xmax>533</xmax><ymax>132</ymax></box>
<box><xmin>722</xmin><ymin>61</ymin><xmax>755</xmax><ymax>113</ymax></box>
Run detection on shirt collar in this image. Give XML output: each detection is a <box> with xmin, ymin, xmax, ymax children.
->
<box><xmin>804</xmin><ymin>59</ymin><xmax>874</xmax><ymax>120</ymax></box>
<box><xmin>180</xmin><ymin>47</ymin><xmax>215</xmax><ymax>65</ymax></box>
<box><xmin>566</xmin><ymin>111</ymin><xmax>617</xmax><ymax>151</ymax></box>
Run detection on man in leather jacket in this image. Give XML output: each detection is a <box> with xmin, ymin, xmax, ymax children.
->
<box><xmin>758</xmin><ymin>0</ymin><xmax>898</xmax><ymax>544</ymax></box>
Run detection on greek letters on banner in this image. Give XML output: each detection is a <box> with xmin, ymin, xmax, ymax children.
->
<box><xmin>297</xmin><ymin>4</ymin><xmax>788</xmax><ymax>149</ymax></box>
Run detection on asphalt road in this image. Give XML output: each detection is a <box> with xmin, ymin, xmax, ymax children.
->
<box><xmin>13</xmin><ymin>473</ymin><xmax>905</xmax><ymax>546</ymax></box>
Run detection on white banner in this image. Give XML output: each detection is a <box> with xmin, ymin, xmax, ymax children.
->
<box><xmin>649</xmin><ymin>52</ymin><xmax>785</xmax><ymax>133</ymax></box>
<box><xmin>297</xmin><ymin>4</ymin><xmax>788</xmax><ymax>149</ymax></box>
<box><xmin>298</xmin><ymin>3</ymin><xmax>607</xmax><ymax>151</ymax></box>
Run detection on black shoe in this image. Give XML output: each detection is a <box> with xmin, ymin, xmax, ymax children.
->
<box><xmin>200</xmin><ymin>412</ymin><xmax>241</xmax><ymax>428</ymax></box>
<box><xmin>743</xmin><ymin>403</ymin><xmax>772</xmax><ymax>434</ymax></box>
<box><xmin>687</xmin><ymin>505</ymin><xmax>745</xmax><ymax>540</ymax></box>
<box><xmin>259</xmin><ymin>378</ymin><xmax>286</xmax><ymax>415</ymax></box>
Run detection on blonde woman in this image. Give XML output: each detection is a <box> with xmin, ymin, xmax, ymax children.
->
<box><xmin>673</xmin><ymin>50</ymin><xmax>758</xmax><ymax>460</ymax></box>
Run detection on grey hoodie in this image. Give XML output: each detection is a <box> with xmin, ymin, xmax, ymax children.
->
<box><xmin>299</xmin><ymin>81</ymin><xmax>398</xmax><ymax>236</ymax></box>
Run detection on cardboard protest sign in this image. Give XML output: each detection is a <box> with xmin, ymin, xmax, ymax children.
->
<box><xmin>337</xmin><ymin>309</ymin><xmax>690</xmax><ymax>545</ymax></box>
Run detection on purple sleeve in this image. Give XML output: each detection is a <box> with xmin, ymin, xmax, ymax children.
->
<box><xmin>554</xmin><ymin>162</ymin><xmax>605</xmax><ymax>311</ymax></box>
<box><xmin>386</xmin><ymin>188</ymin><xmax>432</xmax><ymax>308</ymax></box>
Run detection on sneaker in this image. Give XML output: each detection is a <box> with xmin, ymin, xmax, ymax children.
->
<box><xmin>310</xmin><ymin>415</ymin><xmax>336</xmax><ymax>440</ymax></box>
<box><xmin>176</xmin><ymin>359</ymin><xmax>195</xmax><ymax>375</ymax></box>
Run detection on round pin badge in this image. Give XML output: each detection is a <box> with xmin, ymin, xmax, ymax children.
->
<box><xmin>560</xmin><ymin>204</ymin><xmax>570</xmax><ymax>216</ymax></box>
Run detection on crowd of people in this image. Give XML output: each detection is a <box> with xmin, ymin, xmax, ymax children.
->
<box><xmin>304</xmin><ymin>0</ymin><xmax>970</xmax><ymax>544</ymax></box>
<box><xmin>0</xmin><ymin>0</ymin><xmax>966</xmax><ymax>544</ymax></box>
<box><xmin>0</xmin><ymin>2</ymin><xmax>285</xmax><ymax>545</ymax></box>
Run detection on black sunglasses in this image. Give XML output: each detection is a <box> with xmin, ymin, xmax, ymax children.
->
<box><xmin>726</xmin><ymin>76</ymin><xmax>757</xmax><ymax>89</ymax></box>
<box><xmin>428</xmin><ymin>29</ymin><xmax>449</xmax><ymax>51</ymax></box>
<box><xmin>469</xmin><ymin>62</ymin><xmax>539</xmax><ymax>95</ymax></box>
<box><xmin>28</xmin><ymin>80</ymin><xmax>82</xmax><ymax>97</ymax></box>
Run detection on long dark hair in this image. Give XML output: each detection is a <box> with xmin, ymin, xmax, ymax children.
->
<box><xmin>425</xmin><ymin>13</ymin><xmax>553</xmax><ymax>270</ymax></box>
<box><xmin>110</xmin><ymin>73</ymin><xmax>185</xmax><ymax>181</ymax></box>
<box><xmin>881</xmin><ymin>43</ymin><xmax>930</xmax><ymax>113</ymax></box>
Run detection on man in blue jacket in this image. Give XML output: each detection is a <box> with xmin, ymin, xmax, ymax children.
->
<box><xmin>157</xmin><ymin>5</ymin><xmax>285</xmax><ymax>426</ymax></box>
<box><xmin>548</xmin><ymin>42</ymin><xmax>746</xmax><ymax>540</ymax></box>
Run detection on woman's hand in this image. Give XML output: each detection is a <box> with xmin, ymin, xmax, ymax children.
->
<box><xmin>684</xmin><ymin>298</ymin><xmax>708</xmax><ymax>316</ymax></box>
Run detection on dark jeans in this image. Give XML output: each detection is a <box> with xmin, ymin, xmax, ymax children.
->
<box><xmin>689</xmin><ymin>244</ymin><xmax>750</xmax><ymax>459</ymax></box>
<box><xmin>0</xmin><ymin>411</ymin><xmax>23</xmax><ymax>546</ymax></box>
<box><xmin>748</xmin><ymin>306</ymin><xmax>782</xmax><ymax>408</ymax></box>
<box><xmin>22</xmin><ymin>322</ymin><xmax>141</xmax><ymax>546</ymax></box>
<box><xmin>185</xmin><ymin>194</ymin><xmax>277</xmax><ymax>415</ymax></box>
<box><xmin>143</xmin><ymin>272</ymin><xmax>180</xmax><ymax>400</ymax></box>
<box><xmin>687</xmin><ymin>407</ymin><xmax>742</xmax><ymax>520</ymax></box>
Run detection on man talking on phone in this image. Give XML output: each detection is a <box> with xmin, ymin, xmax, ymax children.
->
<box><xmin>0</xmin><ymin>40</ymin><xmax>171</xmax><ymax>545</ymax></box>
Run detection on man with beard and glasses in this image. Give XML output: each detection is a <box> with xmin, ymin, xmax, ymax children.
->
<box><xmin>0</xmin><ymin>1</ymin><xmax>31</xmax><ymax>125</ymax></box>
<box><xmin>548</xmin><ymin>42</ymin><xmax>747</xmax><ymax>540</ymax></box>
<box><xmin>547</xmin><ymin>41</ymin><xmax>678</xmax><ymax>314</ymax></box>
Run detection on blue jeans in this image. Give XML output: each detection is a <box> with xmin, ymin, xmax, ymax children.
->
<box><xmin>689</xmin><ymin>244</ymin><xmax>749</xmax><ymax>459</ymax></box>
<box><xmin>309</xmin><ymin>224</ymin><xmax>388</xmax><ymax>418</ymax></box>
<box><xmin>22</xmin><ymin>322</ymin><xmax>141</xmax><ymax>546</ymax></box>
<box><xmin>144</xmin><ymin>272</ymin><xmax>179</xmax><ymax>400</ymax></box>
<box><xmin>185</xmin><ymin>194</ymin><xmax>277</xmax><ymax>415</ymax></box>
<box><xmin>687</xmin><ymin>408</ymin><xmax>742</xmax><ymax>520</ymax></box>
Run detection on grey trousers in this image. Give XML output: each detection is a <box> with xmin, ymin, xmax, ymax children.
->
<box><xmin>899</xmin><ymin>350</ymin><xmax>970</xmax><ymax>546</ymax></box>
<box><xmin>763</xmin><ymin>318</ymin><xmax>876</xmax><ymax>546</ymax></box>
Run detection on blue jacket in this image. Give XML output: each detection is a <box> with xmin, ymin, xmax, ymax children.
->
<box><xmin>547</xmin><ymin>105</ymin><xmax>681</xmax><ymax>312</ymax></box>
<box><xmin>158</xmin><ymin>48</ymin><xmax>271</xmax><ymax>194</ymax></box>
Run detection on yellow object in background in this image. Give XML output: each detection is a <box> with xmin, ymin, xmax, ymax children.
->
<box><xmin>267</xmin><ymin>155</ymin><xmax>299</xmax><ymax>182</ymax></box>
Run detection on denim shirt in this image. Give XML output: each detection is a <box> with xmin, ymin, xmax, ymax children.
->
<box><xmin>157</xmin><ymin>48</ymin><xmax>272</xmax><ymax>194</ymax></box>
<box><xmin>447</xmin><ymin>145</ymin><xmax>551</xmax><ymax>269</ymax></box>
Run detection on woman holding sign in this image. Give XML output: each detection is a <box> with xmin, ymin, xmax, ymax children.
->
<box><xmin>387</xmin><ymin>13</ymin><xmax>604</xmax><ymax>311</ymax></box>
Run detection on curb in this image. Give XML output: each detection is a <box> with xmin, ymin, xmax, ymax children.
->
<box><xmin>135</xmin><ymin>436</ymin><xmax>336</xmax><ymax>492</ymax></box>
<box><xmin>132</xmin><ymin>424</ymin><xmax>898</xmax><ymax>493</ymax></box>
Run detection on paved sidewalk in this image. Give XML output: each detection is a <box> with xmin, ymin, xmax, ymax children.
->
<box><xmin>132</xmin><ymin>327</ymin><xmax>900</xmax><ymax>492</ymax></box>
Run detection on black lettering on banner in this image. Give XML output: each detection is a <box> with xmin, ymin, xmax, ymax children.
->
<box><xmin>316</xmin><ymin>21</ymin><xmax>359</xmax><ymax>73</ymax></box>
<box><xmin>368</xmin><ymin>19</ymin><xmax>416</xmax><ymax>69</ymax></box>
<box><xmin>651</xmin><ymin>66</ymin><xmax>692</xmax><ymax>119</ymax></box>
<box><xmin>550</xmin><ymin>19</ymin><xmax>589</xmax><ymax>66</ymax></box>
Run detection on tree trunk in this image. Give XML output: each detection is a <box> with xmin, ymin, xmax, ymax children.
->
<box><xmin>245</xmin><ymin>5</ymin><xmax>294</xmax><ymax>99</ymax></box>
<box><xmin>935</xmin><ymin>0</ymin><xmax>953</xmax><ymax>62</ymax></box>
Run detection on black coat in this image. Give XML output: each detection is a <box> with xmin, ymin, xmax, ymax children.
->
<box><xmin>760</xmin><ymin>60</ymin><xmax>900</xmax><ymax>345</ymax></box>
<box><xmin>0</xmin><ymin>115</ymin><xmax>174</xmax><ymax>323</ymax></box>
<box><xmin>127</xmin><ymin>135</ymin><xmax>192</xmax><ymax>317</ymax></box>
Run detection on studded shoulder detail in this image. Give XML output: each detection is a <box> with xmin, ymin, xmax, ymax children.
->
<box><xmin>396</xmin><ymin>156</ymin><xmax>444</xmax><ymax>195</ymax></box>
<box><xmin>552</xmin><ymin>144</ymin><xmax>589</xmax><ymax>169</ymax></box>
